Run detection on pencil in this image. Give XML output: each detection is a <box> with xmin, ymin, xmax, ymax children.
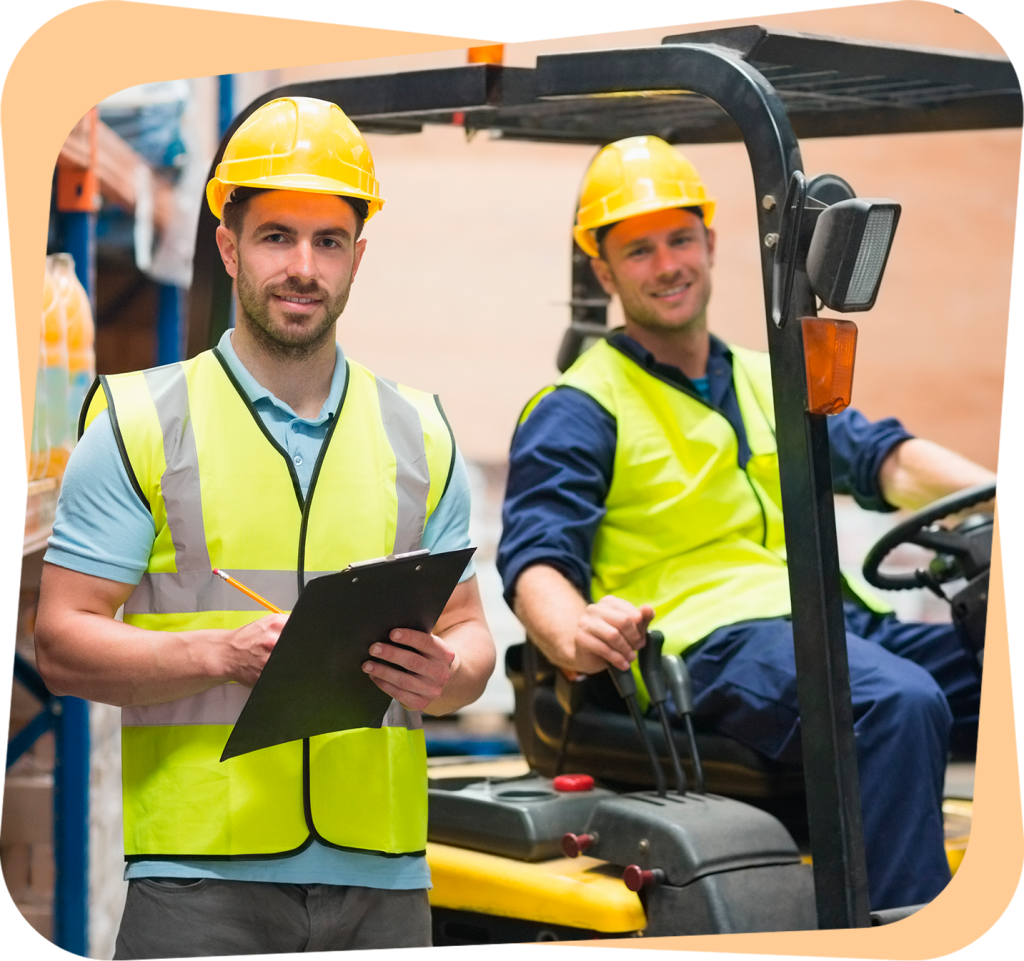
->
<box><xmin>212</xmin><ymin>569</ymin><xmax>284</xmax><ymax>614</ymax></box>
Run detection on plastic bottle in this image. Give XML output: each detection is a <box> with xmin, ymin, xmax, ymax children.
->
<box><xmin>40</xmin><ymin>257</ymin><xmax>71</xmax><ymax>478</ymax></box>
<box><xmin>29</xmin><ymin>266</ymin><xmax>53</xmax><ymax>480</ymax></box>
<box><xmin>48</xmin><ymin>253</ymin><xmax>96</xmax><ymax>442</ymax></box>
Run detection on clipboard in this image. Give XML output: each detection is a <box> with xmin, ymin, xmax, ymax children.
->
<box><xmin>220</xmin><ymin>547</ymin><xmax>476</xmax><ymax>761</ymax></box>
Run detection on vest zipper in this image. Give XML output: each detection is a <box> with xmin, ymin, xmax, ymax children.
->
<box><xmin>296</xmin><ymin>366</ymin><xmax>349</xmax><ymax>596</ymax></box>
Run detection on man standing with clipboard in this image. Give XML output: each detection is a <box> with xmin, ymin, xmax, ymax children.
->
<box><xmin>34</xmin><ymin>97</ymin><xmax>495</xmax><ymax>957</ymax></box>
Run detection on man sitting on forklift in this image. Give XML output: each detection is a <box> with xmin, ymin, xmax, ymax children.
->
<box><xmin>497</xmin><ymin>136</ymin><xmax>991</xmax><ymax>912</ymax></box>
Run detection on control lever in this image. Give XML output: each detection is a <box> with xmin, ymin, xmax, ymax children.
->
<box><xmin>662</xmin><ymin>653</ymin><xmax>705</xmax><ymax>794</ymax></box>
<box><xmin>553</xmin><ymin>669</ymin><xmax>587</xmax><ymax>775</ymax></box>
<box><xmin>637</xmin><ymin>630</ymin><xmax>687</xmax><ymax>795</ymax></box>
<box><xmin>607</xmin><ymin>657</ymin><xmax>667</xmax><ymax>797</ymax></box>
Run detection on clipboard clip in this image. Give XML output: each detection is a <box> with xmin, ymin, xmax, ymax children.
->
<box><xmin>345</xmin><ymin>549</ymin><xmax>430</xmax><ymax>571</ymax></box>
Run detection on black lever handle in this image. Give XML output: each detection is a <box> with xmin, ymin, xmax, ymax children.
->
<box><xmin>662</xmin><ymin>653</ymin><xmax>704</xmax><ymax>794</ymax></box>
<box><xmin>637</xmin><ymin>629</ymin><xmax>667</xmax><ymax>704</ymax></box>
<box><xmin>606</xmin><ymin>660</ymin><xmax>638</xmax><ymax>699</ymax></box>
<box><xmin>606</xmin><ymin>655</ymin><xmax>666</xmax><ymax>797</ymax></box>
<box><xmin>662</xmin><ymin>652</ymin><xmax>694</xmax><ymax>716</ymax></box>
<box><xmin>553</xmin><ymin>669</ymin><xmax>587</xmax><ymax>776</ymax></box>
<box><xmin>638</xmin><ymin>630</ymin><xmax>686</xmax><ymax>795</ymax></box>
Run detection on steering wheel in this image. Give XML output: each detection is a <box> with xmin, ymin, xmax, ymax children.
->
<box><xmin>862</xmin><ymin>481</ymin><xmax>995</xmax><ymax>593</ymax></box>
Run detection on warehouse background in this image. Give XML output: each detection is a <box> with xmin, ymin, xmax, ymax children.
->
<box><xmin>3</xmin><ymin>2</ymin><xmax>1018</xmax><ymax>955</ymax></box>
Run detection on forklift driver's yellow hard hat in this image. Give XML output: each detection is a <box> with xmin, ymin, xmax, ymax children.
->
<box><xmin>573</xmin><ymin>136</ymin><xmax>715</xmax><ymax>257</ymax></box>
<box><xmin>206</xmin><ymin>97</ymin><xmax>384</xmax><ymax>221</ymax></box>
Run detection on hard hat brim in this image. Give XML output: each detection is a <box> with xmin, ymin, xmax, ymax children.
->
<box><xmin>574</xmin><ymin>197</ymin><xmax>716</xmax><ymax>257</ymax></box>
<box><xmin>206</xmin><ymin>175</ymin><xmax>385</xmax><ymax>221</ymax></box>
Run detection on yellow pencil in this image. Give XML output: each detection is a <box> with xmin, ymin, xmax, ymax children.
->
<box><xmin>213</xmin><ymin>569</ymin><xmax>284</xmax><ymax>614</ymax></box>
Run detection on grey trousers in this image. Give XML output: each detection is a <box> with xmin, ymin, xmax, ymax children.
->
<box><xmin>114</xmin><ymin>878</ymin><xmax>433</xmax><ymax>957</ymax></box>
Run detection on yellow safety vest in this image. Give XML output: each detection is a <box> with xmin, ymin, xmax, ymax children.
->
<box><xmin>520</xmin><ymin>339</ymin><xmax>790</xmax><ymax>702</ymax></box>
<box><xmin>522</xmin><ymin>338</ymin><xmax>888</xmax><ymax>702</ymax></box>
<box><xmin>82</xmin><ymin>347</ymin><xmax>455</xmax><ymax>861</ymax></box>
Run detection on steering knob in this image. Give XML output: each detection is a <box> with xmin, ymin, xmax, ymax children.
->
<box><xmin>622</xmin><ymin>865</ymin><xmax>666</xmax><ymax>892</ymax></box>
<box><xmin>562</xmin><ymin>832</ymin><xmax>597</xmax><ymax>858</ymax></box>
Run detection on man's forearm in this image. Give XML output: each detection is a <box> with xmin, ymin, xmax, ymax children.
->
<box><xmin>512</xmin><ymin>563</ymin><xmax>652</xmax><ymax>675</ymax></box>
<box><xmin>35</xmin><ymin>562</ymin><xmax>282</xmax><ymax>707</ymax></box>
<box><xmin>512</xmin><ymin>564</ymin><xmax>587</xmax><ymax>671</ymax></box>
<box><xmin>878</xmin><ymin>438</ymin><xmax>995</xmax><ymax>512</ymax></box>
<box><xmin>36</xmin><ymin>609</ymin><xmax>231</xmax><ymax>707</ymax></box>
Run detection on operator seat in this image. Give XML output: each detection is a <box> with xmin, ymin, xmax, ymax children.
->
<box><xmin>506</xmin><ymin>641</ymin><xmax>805</xmax><ymax>805</ymax></box>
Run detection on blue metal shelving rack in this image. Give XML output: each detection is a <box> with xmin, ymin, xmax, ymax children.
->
<box><xmin>8</xmin><ymin>81</ymin><xmax>232</xmax><ymax>954</ymax></box>
<box><xmin>7</xmin><ymin>109</ymin><xmax>99</xmax><ymax>957</ymax></box>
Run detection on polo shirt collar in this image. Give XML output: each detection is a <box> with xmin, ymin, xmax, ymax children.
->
<box><xmin>608</xmin><ymin>330</ymin><xmax>733</xmax><ymax>403</ymax></box>
<box><xmin>216</xmin><ymin>329</ymin><xmax>348</xmax><ymax>426</ymax></box>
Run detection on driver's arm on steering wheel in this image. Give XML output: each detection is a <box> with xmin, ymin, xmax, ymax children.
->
<box><xmin>878</xmin><ymin>438</ymin><xmax>995</xmax><ymax>514</ymax></box>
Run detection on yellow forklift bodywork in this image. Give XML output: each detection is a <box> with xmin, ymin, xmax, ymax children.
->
<box><xmin>426</xmin><ymin>841</ymin><xmax>646</xmax><ymax>933</ymax></box>
<box><xmin>426</xmin><ymin>797</ymin><xmax>970</xmax><ymax>936</ymax></box>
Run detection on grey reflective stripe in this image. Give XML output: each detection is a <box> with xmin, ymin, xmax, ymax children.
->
<box><xmin>124</xmin><ymin>691</ymin><xmax>420</xmax><ymax>730</ymax></box>
<box><xmin>125</xmin><ymin>569</ymin><xmax>337</xmax><ymax>615</ymax></box>
<box><xmin>144</xmin><ymin>365</ymin><xmax>211</xmax><ymax>573</ymax></box>
<box><xmin>375</xmin><ymin>377</ymin><xmax>430</xmax><ymax>555</ymax></box>
<box><xmin>122</xmin><ymin>684</ymin><xmax>250</xmax><ymax>727</ymax></box>
<box><xmin>380</xmin><ymin>700</ymin><xmax>423</xmax><ymax>731</ymax></box>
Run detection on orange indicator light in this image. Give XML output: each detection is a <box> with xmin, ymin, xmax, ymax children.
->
<box><xmin>801</xmin><ymin>316</ymin><xmax>858</xmax><ymax>415</ymax></box>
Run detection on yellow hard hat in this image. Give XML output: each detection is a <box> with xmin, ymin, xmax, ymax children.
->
<box><xmin>573</xmin><ymin>136</ymin><xmax>715</xmax><ymax>257</ymax></box>
<box><xmin>206</xmin><ymin>96</ymin><xmax>383</xmax><ymax>221</ymax></box>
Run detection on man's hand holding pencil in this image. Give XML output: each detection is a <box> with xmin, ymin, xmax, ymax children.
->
<box><xmin>213</xmin><ymin>569</ymin><xmax>287</xmax><ymax>688</ymax></box>
<box><xmin>213</xmin><ymin>568</ymin><xmax>462</xmax><ymax>710</ymax></box>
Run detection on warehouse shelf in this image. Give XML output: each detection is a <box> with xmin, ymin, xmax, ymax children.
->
<box><xmin>24</xmin><ymin>478</ymin><xmax>59</xmax><ymax>557</ymax></box>
<box><xmin>58</xmin><ymin>114</ymin><xmax>174</xmax><ymax>229</ymax></box>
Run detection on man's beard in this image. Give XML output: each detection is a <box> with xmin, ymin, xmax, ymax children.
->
<box><xmin>235</xmin><ymin>258</ymin><xmax>354</xmax><ymax>359</ymax></box>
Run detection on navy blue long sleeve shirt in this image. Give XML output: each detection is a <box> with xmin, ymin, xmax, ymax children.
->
<box><xmin>497</xmin><ymin>333</ymin><xmax>914</xmax><ymax>605</ymax></box>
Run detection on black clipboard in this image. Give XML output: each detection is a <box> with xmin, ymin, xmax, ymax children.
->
<box><xmin>220</xmin><ymin>547</ymin><xmax>475</xmax><ymax>761</ymax></box>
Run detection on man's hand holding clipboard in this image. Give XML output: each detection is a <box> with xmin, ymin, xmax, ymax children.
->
<box><xmin>362</xmin><ymin>626</ymin><xmax>458</xmax><ymax>712</ymax></box>
<box><xmin>219</xmin><ymin>547</ymin><xmax>490</xmax><ymax>761</ymax></box>
<box><xmin>355</xmin><ymin>547</ymin><xmax>495</xmax><ymax>717</ymax></box>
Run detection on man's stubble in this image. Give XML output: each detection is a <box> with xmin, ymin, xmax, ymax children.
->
<box><xmin>235</xmin><ymin>254</ymin><xmax>354</xmax><ymax>359</ymax></box>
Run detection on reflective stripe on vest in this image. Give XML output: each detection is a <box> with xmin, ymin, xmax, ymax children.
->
<box><xmin>92</xmin><ymin>349</ymin><xmax>452</xmax><ymax>859</ymax></box>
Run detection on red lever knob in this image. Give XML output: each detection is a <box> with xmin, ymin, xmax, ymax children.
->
<box><xmin>562</xmin><ymin>832</ymin><xmax>596</xmax><ymax>858</ymax></box>
<box><xmin>622</xmin><ymin>865</ymin><xmax>666</xmax><ymax>892</ymax></box>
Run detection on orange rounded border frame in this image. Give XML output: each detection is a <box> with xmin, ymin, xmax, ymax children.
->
<box><xmin>2</xmin><ymin>3</ymin><xmax>1021</xmax><ymax>958</ymax></box>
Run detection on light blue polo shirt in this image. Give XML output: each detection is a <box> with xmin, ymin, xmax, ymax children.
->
<box><xmin>46</xmin><ymin>330</ymin><xmax>476</xmax><ymax>888</ymax></box>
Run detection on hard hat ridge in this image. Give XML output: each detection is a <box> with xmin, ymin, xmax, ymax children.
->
<box><xmin>206</xmin><ymin>96</ymin><xmax>384</xmax><ymax>221</ymax></box>
<box><xmin>574</xmin><ymin>136</ymin><xmax>715</xmax><ymax>257</ymax></box>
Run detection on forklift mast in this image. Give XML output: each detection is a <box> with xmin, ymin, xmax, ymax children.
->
<box><xmin>186</xmin><ymin>28</ymin><xmax>1021</xmax><ymax>929</ymax></box>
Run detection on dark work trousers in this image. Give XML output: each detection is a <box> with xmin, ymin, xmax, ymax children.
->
<box><xmin>113</xmin><ymin>879</ymin><xmax>432</xmax><ymax>958</ymax></box>
<box><xmin>683</xmin><ymin>602</ymin><xmax>981</xmax><ymax>912</ymax></box>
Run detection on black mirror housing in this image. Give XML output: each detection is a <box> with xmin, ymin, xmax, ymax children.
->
<box><xmin>806</xmin><ymin>199</ymin><xmax>901</xmax><ymax>312</ymax></box>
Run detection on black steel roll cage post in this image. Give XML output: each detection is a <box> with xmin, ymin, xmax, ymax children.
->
<box><xmin>190</xmin><ymin>42</ymin><xmax>871</xmax><ymax>929</ymax></box>
<box><xmin>538</xmin><ymin>42</ymin><xmax>870</xmax><ymax>930</ymax></box>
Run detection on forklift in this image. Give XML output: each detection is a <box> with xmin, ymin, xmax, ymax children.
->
<box><xmin>186</xmin><ymin>25</ymin><xmax>1014</xmax><ymax>943</ymax></box>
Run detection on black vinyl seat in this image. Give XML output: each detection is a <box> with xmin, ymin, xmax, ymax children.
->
<box><xmin>505</xmin><ymin>642</ymin><xmax>805</xmax><ymax>802</ymax></box>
